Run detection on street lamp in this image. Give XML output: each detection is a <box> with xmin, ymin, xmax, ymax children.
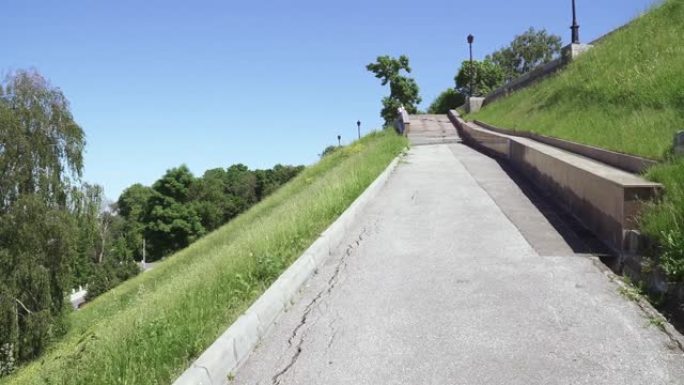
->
<box><xmin>357</xmin><ymin>120</ymin><xmax>361</xmax><ymax>140</ymax></box>
<box><xmin>571</xmin><ymin>0</ymin><xmax>580</xmax><ymax>44</ymax></box>
<box><xmin>467</xmin><ymin>34</ymin><xmax>474</xmax><ymax>97</ymax></box>
<box><xmin>337</xmin><ymin>135</ymin><xmax>341</xmax><ymax>146</ymax></box>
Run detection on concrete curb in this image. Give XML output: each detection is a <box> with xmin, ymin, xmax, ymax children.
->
<box><xmin>173</xmin><ymin>153</ymin><xmax>404</xmax><ymax>385</ymax></box>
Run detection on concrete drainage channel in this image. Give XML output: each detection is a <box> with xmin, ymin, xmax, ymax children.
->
<box><xmin>172</xmin><ymin>154</ymin><xmax>404</xmax><ymax>385</ymax></box>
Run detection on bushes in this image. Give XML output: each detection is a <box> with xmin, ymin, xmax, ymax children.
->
<box><xmin>427</xmin><ymin>89</ymin><xmax>465</xmax><ymax>114</ymax></box>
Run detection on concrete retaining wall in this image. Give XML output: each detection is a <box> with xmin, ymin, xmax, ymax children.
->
<box><xmin>448</xmin><ymin>110</ymin><xmax>662</xmax><ymax>256</ymax></box>
<box><xmin>474</xmin><ymin>120</ymin><xmax>658</xmax><ymax>174</ymax></box>
<box><xmin>173</xmin><ymin>154</ymin><xmax>403</xmax><ymax>385</ymax></box>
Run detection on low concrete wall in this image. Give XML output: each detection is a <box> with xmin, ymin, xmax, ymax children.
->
<box><xmin>474</xmin><ymin>120</ymin><xmax>658</xmax><ymax>174</ymax></box>
<box><xmin>448</xmin><ymin>110</ymin><xmax>662</xmax><ymax>256</ymax></box>
<box><xmin>394</xmin><ymin>107</ymin><xmax>411</xmax><ymax>136</ymax></box>
<box><xmin>464</xmin><ymin>97</ymin><xmax>485</xmax><ymax>113</ymax></box>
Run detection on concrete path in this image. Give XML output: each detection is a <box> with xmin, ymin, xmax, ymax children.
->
<box><xmin>232</xmin><ymin>116</ymin><xmax>684</xmax><ymax>384</ymax></box>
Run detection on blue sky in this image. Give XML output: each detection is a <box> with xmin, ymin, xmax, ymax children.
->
<box><xmin>1</xmin><ymin>0</ymin><xmax>658</xmax><ymax>199</ymax></box>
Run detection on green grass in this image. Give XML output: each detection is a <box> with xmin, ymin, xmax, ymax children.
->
<box><xmin>1</xmin><ymin>130</ymin><xmax>407</xmax><ymax>385</ymax></box>
<box><xmin>641</xmin><ymin>158</ymin><xmax>684</xmax><ymax>280</ymax></box>
<box><xmin>470</xmin><ymin>0</ymin><xmax>684</xmax><ymax>160</ymax></box>
<box><xmin>467</xmin><ymin>0</ymin><xmax>684</xmax><ymax>281</ymax></box>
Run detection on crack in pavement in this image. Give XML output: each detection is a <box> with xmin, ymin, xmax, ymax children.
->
<box><xmin>271</xmin><ymin>227</ymin><xmax>369</xmax><ymax>385</ymax></box>
<box><xmin>326</xmin><ymin>311</ymin><xmax>341</xmax><ymax>350</ymax></box>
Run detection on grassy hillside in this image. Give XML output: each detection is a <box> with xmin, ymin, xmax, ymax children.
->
<box><xmin>471</xmin><ymin>0</ymin><xmax>684</xmax><ymax>160</ymax></box>
<box><xmin>1</xmin><ymin>130</ymin><xmax>407</xmax><ymax>385</ymax></box>
<box><xmin>468</xmin><ymin>0</ymin><xmax>684</xmax><ymax>281</ymax></box>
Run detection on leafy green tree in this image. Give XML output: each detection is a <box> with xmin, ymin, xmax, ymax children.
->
<box><xmin>144</xmin><ymin>166</ymin><xmax>205</xmax><ymax>259</ymax></box>
<box><xmin>0</xmin><ymin>70</ymin><xmax>84</xmax><ymax>370</ymax></box>
<box><xmin>455</xmin><ymin>60</ymin><xmax>505</xmax><ymax>97</ymax></box>
<box><xmin>254</xmin><ymin>164</ymin><xmax>303</xmax><ymax>201</ymax></box>
<box><xmin>427</xmin><ymin>88</ymin><xmax>466</xmax><ymax>114</ymax></box>
<box><xmin>152</xmin><ymin>164</ymin><xmax>195</xmax><ymax>203</ymax></box>
<box><xmin>0</xmin><ymin>195</ymin><xmax>75</xmax><ymax>364</ymax></box>
<box><xmin>192</xmin><ymin>168</ymin><xmax>227</xmax><ymax>231</ymax></box>
<box><xmin>117</xmin><ymin>183</ymin><xmax>155</xmax><ymax>261</ymax></box>
<box><xmin>144</xmin><ymin>192</ymin><xmax>205</xmax><ymax>260</ymax></box>
<box><xmin>367</xmin><ymin>55</ymin><xmax>421</xmax><ymax>125</ymax></box>
<box><xmin>68</xmin><ymin>183</ymin><xmax>139</xmax><ymax>301</ymax></box>
<box><xmin>69</xmin><ymin>183</ymin><xmax>105</xmax><ymax>284</ymax></box>
<box><xmin>224</xmin><ymin>164</ymin><xmax>258</xmax><ymax>214</ymax></box>
<box><xmin>487</xmin><ymin>27</ymin><xmax>562</xmax><ymax>80</ymax></box>
<box><xmin>0</xmin><ymin>70</ymin><xmax>84</xmax><ymax>206</ymax></box>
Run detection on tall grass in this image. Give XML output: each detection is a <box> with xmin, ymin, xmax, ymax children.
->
<box><xmin>470</xmin><ymin>0</ymin><xmax>684</xmax><ymax>160</ymax></box>
<box><xmin>0</xmin><ymin>130</ymin><xmax>407</xmax><ymax>385</ymax></box>
<box><xmin>642</xmin><ymin>158</ymin><xmax>684</xmax><ymax>280</ymax></box>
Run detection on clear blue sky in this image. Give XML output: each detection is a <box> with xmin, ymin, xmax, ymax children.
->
<box><xmin>1</xmin><ymin>0</ymin><xmax>658</xmax><ymax>200</ymax></box>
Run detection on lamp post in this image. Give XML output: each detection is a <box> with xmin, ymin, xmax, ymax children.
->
<box><xmin>571</xmin><ymin>0</ymin><xmax>580</xmax><ymax>44</ymax></box>
<box><xmin>337</xmin><ymin>135</ymin><xmax>341</xmax><ymax>146</ymax></box>
<box><xmin>467</xmin><ymin>34</ymin><xmax>474</xmax><ymax>97</ymax></box>
<box><xmin>357</xmin><ymin>120</ymin><xmax>361</xmax><ymax>140</ymax></box>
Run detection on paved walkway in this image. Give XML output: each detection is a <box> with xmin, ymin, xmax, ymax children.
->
<box><xmin>233</xmin><ymin>116</ymin><xmax>684</xmax><ymax>384</ymax></box>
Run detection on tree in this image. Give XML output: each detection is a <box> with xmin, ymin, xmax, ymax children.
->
<box><xmin>367</xmin><ymin>55</ymin><xmax>421</xmax><ymax>126</ymax></box>
<box><xmin>0</xmin><ymin>70</ymin><xmax>84</xmax><ymax>207</ymax></box>
<box><xmin>487</xmin><ymin>27</ymin><xmax>562</xmax><ymax>81</ymax></box>
<box><xmin>427</xmin><ymin>88</ymin><xmax>466</xmax><ymax>114</ymax></box>
<box><xmin>224</xmin><ymin>164</ymin><xmax>258</xmax><ymax>215</ymax></box>
<box><xmin>117</xmin><ymin>183</ymin><xmax>154</xmax><ymax>261</ymax></box>
<box><xmin>454</xmin><ymin>60</ymin><xmax>505</xmax><ymax>97</ymax></box>
<box><xmin>254</xmin><ymin>164</ymin><xmax>303</xmax><ymax>201</ymax></box>
<box><xmin>192</xmin><ymin>168</ymin><xmax>230</xmax><ymax>231</ymax></box>
<box><xmin>320</xmin><ymin>145</ymin><xmax>338</xmax><ymax>158</ymax></box>
<box><xmin>144</xmin><ymin>166</ymin><xmax>205</xmax><ymax>259</ymax></box>
<box><xmin>152</xmin><ymin>165</ymin><xmax>195</xmax><ymax>204</ymax></box>
<box><xmin>0</xmin><ymin>70</ymin><xmax>85</xmax><ymax>370</ymax></box>
<box><xmin>70</xmin><ymin>183</ymin><xmax>106</xmax><ymax>284</ymax></box>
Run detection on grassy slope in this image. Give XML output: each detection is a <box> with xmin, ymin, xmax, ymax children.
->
<box><xmin>2</xmin><ymin>130</ymin><xmax>407</xmax><ymax>385</ymax></box>
<box><xmin>470</xmin><ymin>0</ymin><xmax>684</xmax><ymax>160</ymax></box>
<box><xmin>469</xmin><ymin>0</ymin><xmax>684</xmax><ymax>280</ymax></box>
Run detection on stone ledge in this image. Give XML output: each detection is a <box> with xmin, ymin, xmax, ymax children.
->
<box><xmin>474</xmin><ymin>120</ymin><xmax>658</xmax><ymax>174</ymax></box>
<box><xmin>449</xmin><ymin>110</ymin><xmax>662</xmax><ymax>256</ymax></box>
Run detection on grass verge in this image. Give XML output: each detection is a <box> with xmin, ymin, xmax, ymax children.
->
<box><xmin>470</xmin><ymin>0</ymin><xmax>684</xmax><ymax>161</ymax></box>
<box><xmin>0</xmin><ymin>130</ymin><xmax>407</xmax><ymax>385</ymax></box>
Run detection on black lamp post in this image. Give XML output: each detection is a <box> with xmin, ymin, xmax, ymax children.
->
<box><xmin>571</xmin><ymin>0</ymin><xmax>580</xmax><ymax>44</ymax></box>
<box><xmin>337</xmin><ymin>135</ymin><xmax>341</xmax><ymax>146</ymax></box>
<box><xmin>467</xmin><ymin>34</ymin><xmax>474</xmax><ymax>97</ymax></box>
<box><xmin>356</xmin><ymin>120</ymin><xmax>361</xmax><ymax>140</ymax></box>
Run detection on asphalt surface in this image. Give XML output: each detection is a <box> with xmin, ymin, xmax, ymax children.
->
<box><xmin>232</xmin><ymin>116</ymin><xmax>684</xmax><ymax>385</ymax></box>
